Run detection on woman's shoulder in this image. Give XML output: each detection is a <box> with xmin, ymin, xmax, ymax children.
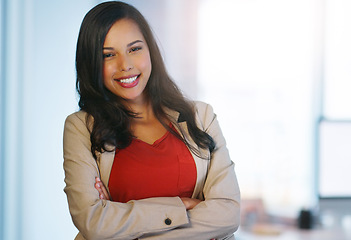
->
<box><xmin>192</xmin><ymin>101</ymin><xmax>216</xmax><ymax>126</ymax></box>
<box><xmin>66</xmin><ymin>110</ymin><xmax>88</xmax><ymax>120</ymax></box>
<box><xmin>65</xmin><ymin>110</ymin><xmax>88</xmax><ymax>123</ymax></box>
<box><xmin>192</xmin><ymin>101</ymin><xmax>215</xmax><ymax>116</ymax></box>
<box><xmin>63</xmin><ymin>110</ymin><xmax>94</xmax><ymax>137</ymax></box>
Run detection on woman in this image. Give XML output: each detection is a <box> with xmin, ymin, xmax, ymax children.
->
<box><xmin>63</xmin><ymin>1</ymin><xmax>240</xmax><ymax>239</ymax></box>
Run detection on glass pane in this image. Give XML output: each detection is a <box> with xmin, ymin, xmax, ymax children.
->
<box><xmin>324</xmin><ymin>0</ymin><xmax>351</xmax><ymax>119</ymax></box>
<box><xmin>319</xmin><ymin>120</ymin><xmax>351</xmax><ymax>197</ymax></box>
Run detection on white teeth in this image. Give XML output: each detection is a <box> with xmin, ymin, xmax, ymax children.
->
<box><xmin>119</xmin><ymin>76</ymin><xmax>138</xmax><ymax>83</ymax></box>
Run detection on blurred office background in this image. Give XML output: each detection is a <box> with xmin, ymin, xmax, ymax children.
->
<box><xmin>1</xmin><ymin>0</ymin><xmax>351</xmax><ymax>239</ymax></box>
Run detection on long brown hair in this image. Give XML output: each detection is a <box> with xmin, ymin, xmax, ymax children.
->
<box><xmin>76</xmin><ymin>1</ymin><xmax>215</xmax><ymax>158</ymax></box>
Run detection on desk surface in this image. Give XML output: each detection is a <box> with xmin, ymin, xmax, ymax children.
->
<box><xmin>236</xmin><ymin>226</ymin><xmax>351</xmax><ymax>240</ymax></box>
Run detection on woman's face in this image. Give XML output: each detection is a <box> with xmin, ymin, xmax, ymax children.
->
<box><xmin>102</xmin><ymin>18</ymin><xmax>152</xmax><ymax>104</ymax></box>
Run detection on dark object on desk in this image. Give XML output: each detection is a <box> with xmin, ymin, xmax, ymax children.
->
<box><xmin>298</xmin><ymin>209</ymin><xmax>313</xmax><ymax>229</ymax></box>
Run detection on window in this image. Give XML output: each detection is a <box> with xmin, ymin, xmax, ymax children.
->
<box><xmin>317</xmin><ymin>0</ymin><xmax>351</xmax><ymax>226</ymax></box>
<box><xmin>197</xmin><ymin>0</ymin><xmax>322</xmax><ymax>217</ymax></box>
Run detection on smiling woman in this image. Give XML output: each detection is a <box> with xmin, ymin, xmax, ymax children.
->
<box><xmin>63</xmin><ymin>1</ymin><xmax>240</xmax><ymax>240</ymax></box>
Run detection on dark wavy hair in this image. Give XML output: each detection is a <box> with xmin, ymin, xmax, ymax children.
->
<box><xmin>76</xmin><ymin>1</ymin><xmax>215</xmax><ymax>159</ymax></box>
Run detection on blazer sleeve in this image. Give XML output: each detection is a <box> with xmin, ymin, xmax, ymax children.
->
<box><xmin>63</xmin><ymin>112</ymin><xmax>189</xmax><ymax>240</ymax></box>
<box><xmin>140</xmin><ymin>102</ymin><xmax>241</xmax><ymax>240</ymax></box>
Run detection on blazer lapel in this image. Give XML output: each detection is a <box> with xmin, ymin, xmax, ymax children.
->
<box><xmin>97</xmin><ymin>148</ymin><xmax>115</xmax><ymax>193</ymax></box>
<box><xmin>165</xmin><ymin>107</ymin><xmax>210</xmax><ymax>200</ymax></box>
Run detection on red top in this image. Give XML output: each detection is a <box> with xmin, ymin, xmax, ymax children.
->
<box><xmin>108</xmin><ymin>125</ymin><xmax>197</xmax><ymax>203</ymax></box>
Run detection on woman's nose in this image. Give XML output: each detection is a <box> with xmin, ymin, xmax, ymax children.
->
<box><xmin>118</xmin><ymin>55</ymin><xmax>133</xmax><ymax>72</ymax></box>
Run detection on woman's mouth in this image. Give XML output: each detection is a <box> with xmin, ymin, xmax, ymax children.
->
<box><xmin>116</xmin><ymin>75</ymin><xmax>140</xmax><ymax>88</ymax></box>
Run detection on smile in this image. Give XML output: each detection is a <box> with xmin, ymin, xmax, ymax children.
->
<box><xmin>118</xmin><ymin>75</ymin><xmax>138</xmax><ymax>83</ymax></box>
<box><xmin>116</xmin><ymin>75</ymin><xmax>140</xmax><ymax>88</ymax></box>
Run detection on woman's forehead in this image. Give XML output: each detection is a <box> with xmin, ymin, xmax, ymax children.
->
<box><xmin>104</xmin><ymin>19</ymin><xmax>145</xmax><ymax>46</ymax></box>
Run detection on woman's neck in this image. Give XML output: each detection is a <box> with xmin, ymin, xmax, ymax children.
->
<box><xmin>123</xmin><ymin>97</ymin><xmax>155</xmax><ymax>122</ymax></box>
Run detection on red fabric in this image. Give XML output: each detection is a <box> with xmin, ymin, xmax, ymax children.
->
<box><xmin>108</xmin><ymin>125</ymin><xmax>197</xmax><ymax>203</ymax></box>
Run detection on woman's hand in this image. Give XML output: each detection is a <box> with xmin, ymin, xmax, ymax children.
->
<box><xmin>95</xmin><ymin>177</ymin><xmax>110</xmax><ymax>200</ymax></box>
<box><xmin>180</xmin><ymin>197</ymin><xmax>202</xmax><ymax>210</ymax></box>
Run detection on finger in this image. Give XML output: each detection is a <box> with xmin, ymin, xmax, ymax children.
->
<box><xmin>95</xmin><ymin>177</ymin><xmax>105</xmax><ymax>199</ymax></box>
<box><xmin>95</xmin><ymin>177</ymin><xmax>109</xmax><ymax>200</ymax></box>
<box><xmin>94</xmin><ymin>182</ymin><xmax>104</xmax><ymax>199</ymax></box>
<box><xmin>100</xmin><ymin>183</ymin><xmax>110</xmax><ymax>200</ymax></box>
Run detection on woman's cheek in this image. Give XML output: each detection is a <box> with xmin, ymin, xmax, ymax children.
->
<box><xmin>139</xmin><ymin>54</ymin><xmax>152</xmax><ymax>74</ymax></box>
<box><xmin>103</xmin><ymin>63</ymin><xmax>114</xmax><ymax>83</ymax></box>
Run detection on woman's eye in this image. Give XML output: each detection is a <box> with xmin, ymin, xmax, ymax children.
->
<box><xmin>103</xmin><ymin>53</ymin><xmax>114</xmax><ymax>58</ymax></box>
<box><xmin>130</xmin><ymin>47</ymin><xmax>142</xmax><ymax>53</ymax></box>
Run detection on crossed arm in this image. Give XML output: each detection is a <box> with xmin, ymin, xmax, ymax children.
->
<box><xmin>94</xmin><ymin>177</ymin><xmax>202</xmax><ymax>210</ymax></box>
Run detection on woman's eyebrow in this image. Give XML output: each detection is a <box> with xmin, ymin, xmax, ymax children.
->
<box><xmin>127</xmin><ymin>40</ymin><xmax>143</xmax><ymax>47</ymax></box>
<box><xmin>103</xmin><ymin>40</ymin><xmax>143</xmax><ymax>50</ymax></box>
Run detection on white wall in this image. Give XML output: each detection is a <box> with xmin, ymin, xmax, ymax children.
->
<box><xmin>1</xmin><ymin>0</ymin><xmax>98</xmax><ymax>239</ymax></box>
<box><xmin>0</xmin><ymin>0</ymin><xmax>4</xmax><ymax>238</ymax></box>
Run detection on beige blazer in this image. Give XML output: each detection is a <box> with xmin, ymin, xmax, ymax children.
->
<box><xmin>63</xmin><ymin>101</ymin><xmax>240</xmax><ymax>240</ymax></box>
